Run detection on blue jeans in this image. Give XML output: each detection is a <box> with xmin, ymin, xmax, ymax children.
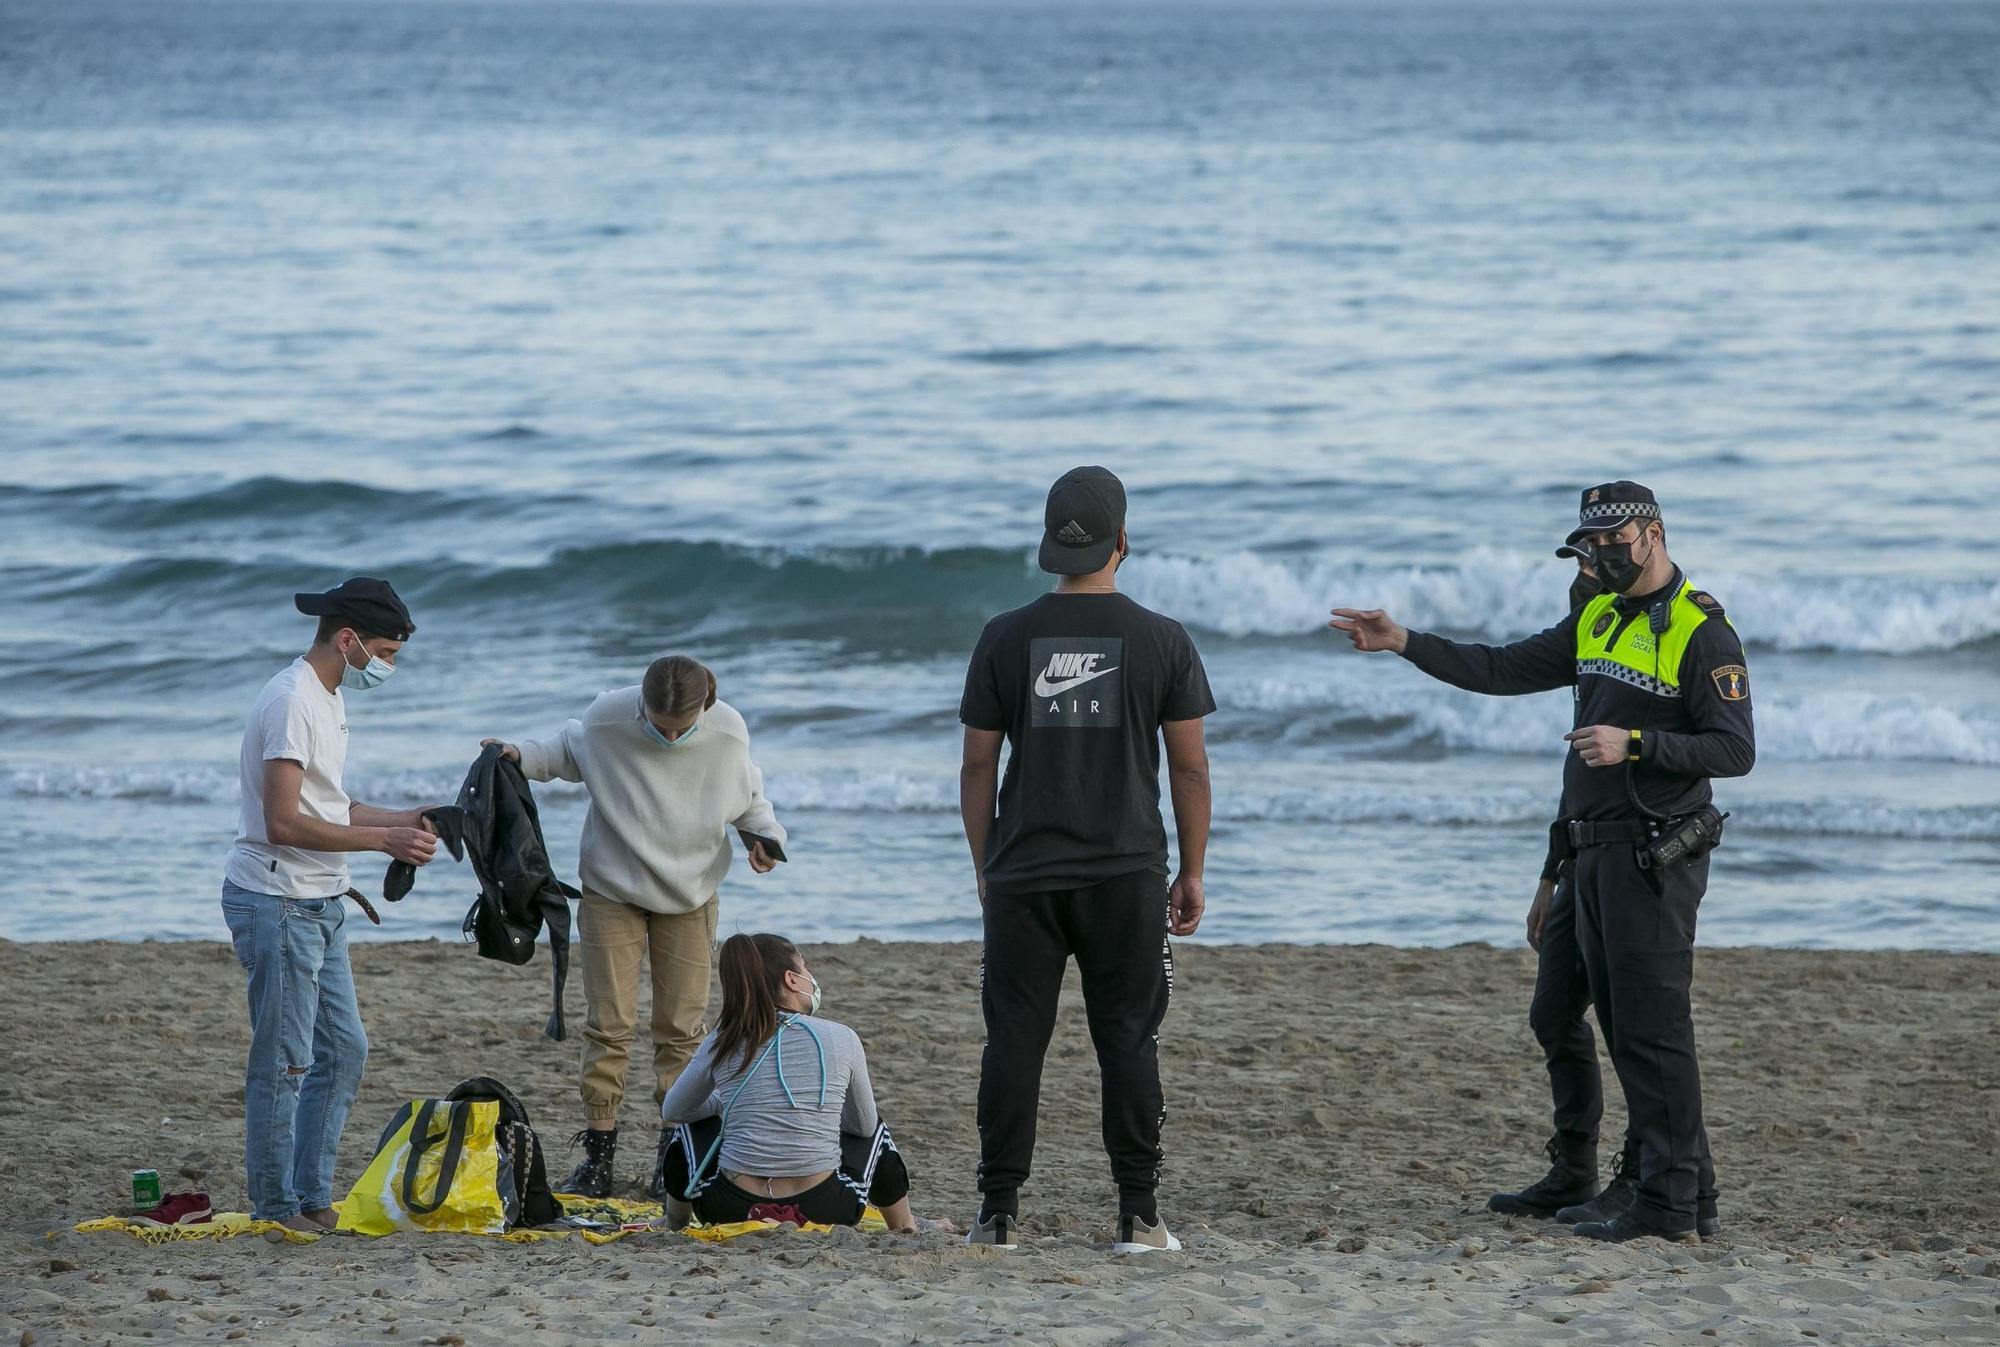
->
<box><xmin>220</xmin><ymin>880</ymin><xmax>369</xmax><ymax>1222</ymax></box>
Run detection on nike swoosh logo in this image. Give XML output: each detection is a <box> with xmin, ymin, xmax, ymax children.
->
<box><xmin>1034</xmin><ymin>665</ymin><xmax>1119</xmax><ymax>699</ymax></box>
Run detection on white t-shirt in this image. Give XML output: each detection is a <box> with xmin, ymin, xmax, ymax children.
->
<box><xmin>224</xmin><ymin>658</ymin><xmax>352</xmax><ymax>897</ymax></box>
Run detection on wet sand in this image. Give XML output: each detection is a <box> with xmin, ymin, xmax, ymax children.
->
<box><xmin>3</xmin><ymin>937</ymin><xmax>1996</xmax><ymax>1345</ymax></box>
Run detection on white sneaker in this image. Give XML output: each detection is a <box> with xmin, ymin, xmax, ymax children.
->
<box><xmin>1112</xmin><ymin>1214</ymin><xmax>1181</xmax><ymax>1253</ymax></box>
<box><xmin>965</xmin><ymin>1212</ymin><xmax>1018</xmax><ymax>1251</ymax></box>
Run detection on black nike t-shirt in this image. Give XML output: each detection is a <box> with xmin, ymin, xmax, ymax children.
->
<box><xmin>959</xmin><ymin>591</ymin><xmax>1215</xmax><ymax>894</ymax></box>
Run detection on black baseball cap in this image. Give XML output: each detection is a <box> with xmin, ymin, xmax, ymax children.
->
<box><xmin>294</xmin><ymin>577</ymin><xmax>416</xmax><ymax>641</ymax></box>
<box><xmin>1563</xmin><ymin>480</ymin><xmax>1661</xmax><ymax>549</ymax></box>
<box><xmin>1038</xmin><ymin>466</ymin><xmax>1127</xmax><ymax>575</ymax></box>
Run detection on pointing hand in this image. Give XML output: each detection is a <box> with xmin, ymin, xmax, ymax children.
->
<box><xmin>1328</xmin><ymin>608</ymin><xmax>1408</xmax><ymax>654</ymax></box>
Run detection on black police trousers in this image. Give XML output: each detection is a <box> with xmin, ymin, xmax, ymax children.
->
<box><xmin>1572</xmin><ymin>842</ymin><xmax>1715</xmax><ymax>1231</ymax></box>
<box><xmin>1536</xmin><ymin>876</ymin><xmax>1716</xmax><ymax>1199</ymax></box>
<box><xmin>975</xmin><ymin>869</ymin><xmax>1173</xmax><ymax>1219</ymax></box>
<box><xmin>1529</xmin><ymin>873</ymin><xmax>1604</xmax><ymax>1145</ymax></box>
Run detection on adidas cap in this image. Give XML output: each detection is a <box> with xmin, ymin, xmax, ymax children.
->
<box><xmin>1038</xmin><ymin>466</ymin><xmax>1126</xmax><ymax>576</ymax></box>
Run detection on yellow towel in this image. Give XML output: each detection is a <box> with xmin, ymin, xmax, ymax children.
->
<box><xmin>76</xmin><ymin>1197</ymin><xmax>886</xmax><ymax>1245</ymax></box>
<box><xmin>73</xmin><ymin>1213</ymin><xmax>321</xmax><ymax>1245</ymax></box>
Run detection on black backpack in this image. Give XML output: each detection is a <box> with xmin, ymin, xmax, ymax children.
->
<box><xmin>445</xmin><ymin>1076</ymin><xmax>562</xmax><ymax>1228</ymax></box>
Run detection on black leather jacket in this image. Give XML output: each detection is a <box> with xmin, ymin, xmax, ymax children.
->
<box><xmin>387</xmin><ymin>744</ymin><xmax>579</xmax><ymax>1040</ymax></box>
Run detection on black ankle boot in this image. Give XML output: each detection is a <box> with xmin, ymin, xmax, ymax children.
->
<box><xmin>560</xmin><ymin>1127</ymin><xmax>618</xmax><ymax>1199</ymax></box>
<box><xmin>1557</xmin><ymin>1135</ymin><xmax>1637</xmax><ymax>1225</ymax></box>
<box><xmin>1487</xmin><ymin>1135</ymin><xmax>1599</xmax><ymax>1218</ymax></box>
<box><xmin>1574</xmin><ymin>1210</ymin><xmax>1698</xmax><ymax>1244</ymax></box>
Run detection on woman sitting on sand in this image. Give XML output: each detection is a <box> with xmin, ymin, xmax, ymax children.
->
<box><xmin>659</xmin><ymin>932</ymin><xmax>918</xmax><ymax>1232</ymax></box>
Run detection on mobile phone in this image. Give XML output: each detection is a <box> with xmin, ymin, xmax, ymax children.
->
<box><xmin>738</xmin><ymin>830</ymin><xmax>788</xmax><ymax>864</ymax></box>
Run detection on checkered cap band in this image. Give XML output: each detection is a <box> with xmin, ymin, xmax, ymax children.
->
<box><xmin>1580</xmin><ymin>501</ymin><xmax>1660</xmax><ymax>524</ymax></box>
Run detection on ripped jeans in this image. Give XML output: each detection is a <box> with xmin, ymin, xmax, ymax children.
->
<box><xmin>221</xmin><ymin>881</ymin><xmax>368</xmax><ymax>1222</ymax></box>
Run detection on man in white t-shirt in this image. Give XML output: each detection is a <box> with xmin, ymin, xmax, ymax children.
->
<box><xmin>221</xmin><ymin>577</ymin><xmax>441</xmax><ymax>1233</ymax></box>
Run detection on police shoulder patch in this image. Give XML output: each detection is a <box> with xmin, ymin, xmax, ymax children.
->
<box><xmin>1688</xmin><ymin>590</ymin><xmax>1726</xmax><ymax>617</ymax></box>
<box><xmin>1711</xmin><ymin>664</ymin><xmax>1749</xmax><ymax>701</ymax></box>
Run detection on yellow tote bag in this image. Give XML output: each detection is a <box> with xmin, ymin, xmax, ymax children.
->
<box><xmin>337</xmin><ymin>1098</ymin><xmax>514</xmax><ymax>1236</ymax></box>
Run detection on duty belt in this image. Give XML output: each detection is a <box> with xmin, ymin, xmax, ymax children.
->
<box><xmin>1566</xmin><ymin>819</ymin><xmax>1655</xmax><ymax>849</ymax></box>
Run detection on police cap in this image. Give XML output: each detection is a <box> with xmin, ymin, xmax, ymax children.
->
<box><xmin>1563</xmin><ymin>480</ymin><xmax>1661</xmax><ymax>550</ymax></box>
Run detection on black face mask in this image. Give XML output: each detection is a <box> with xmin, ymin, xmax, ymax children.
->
<box><xmin>1568</xmin><ymin>570</ymin><xmax>1603</xmax><ymax>612</ymax></box>
<box><xmin>1594</xmin><ymin>529</ymin><xmax>1654</xmax><ymax>594</ymax></box>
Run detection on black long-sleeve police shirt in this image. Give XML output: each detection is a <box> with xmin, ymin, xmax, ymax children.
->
<box><xmin>1400</xmin><ymin>572</ymin><xmax>1756</xmax><ymax>823</ymax></box>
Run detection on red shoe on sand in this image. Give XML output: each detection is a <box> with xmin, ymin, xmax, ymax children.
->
<box><xmin>132</xmin><ymin>1192</ymin><xmax>213</xmax><ymax>1226</ymax></box>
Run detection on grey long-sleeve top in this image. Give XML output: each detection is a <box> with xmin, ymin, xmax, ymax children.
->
<box><xmin>660</xmin><ymin>1014</ymin><xmax>879</xmax><ymax>1178</ymax></box>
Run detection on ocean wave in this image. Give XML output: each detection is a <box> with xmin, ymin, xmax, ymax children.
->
<box><xmin>0</xmin><ymin>475</ymin><xmax>584</xmax><ymax>534</ymax></box>
<box><xmin>1220</xmin><ymin>677</ymin><xmax>2000</xmax><ymax>767</ymax></box>
<box><xmin>0</xmin><ymin>765</ymin><xmax>590</xmax><ymax>808</ymax></box>
<box><xmin>8</xmin><ymin>524</ymin><xmax>1996</xmax><ymax>658</ymax></box>
<box><xmin>1120</xmin><ymin>549</ymin><xmax>2000</xmax><ymax>655</ymax></box>
<box><xmin>8</xmin><ymin>538</ymin><xmax>1046</xmax><ymax>642</ymax></box>
<box><xmin>419</xmin><ymin>542</ymin><xmax>1044</xmax><ymax>634</ymax></box>
<box><xmin>9</xmin><ymin>766</ymin><xmax>1993</xmax><ymax>843</ymax></box>
<box><xmin>949</xmin><ymin>341</ymin><xmax>1161</xmax><ymax>365</ymax></box>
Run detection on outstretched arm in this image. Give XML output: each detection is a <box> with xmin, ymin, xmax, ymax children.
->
<box><xmin>263</xmin><ymin>759</ymin><xmax>437</xmax><ymax>865</ymax></box>
<box><xmin>513</xmin><ymin>719</ymin><xmax>585</xmax><ymax>784</ymax></box>
<box><xmin>1333</xmin><ymin>607</ymin><xmax>1578</xmax><ymax>697</ymax></box>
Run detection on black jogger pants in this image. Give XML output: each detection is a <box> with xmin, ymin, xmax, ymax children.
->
<box><xmin>975</xmin><ymin>868</ymin><xmax>1173</xmax><ymax>1218</ymax></box>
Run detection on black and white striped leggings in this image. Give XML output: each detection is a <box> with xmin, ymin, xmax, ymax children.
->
<box><xmin>663</xmin><ymin>1117</ymin><xmax>908</xmax><ymax>1226</ymax></box>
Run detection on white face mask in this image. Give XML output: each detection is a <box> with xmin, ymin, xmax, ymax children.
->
<box><xmin>340</xmin><ymin>639</ymin><xmax>395</xmax><ymax>691</ymax></box>
<box><xmin>643</xmin><ymin>717</ymin><xmax>700</xmax><ymax>749</ymax></box>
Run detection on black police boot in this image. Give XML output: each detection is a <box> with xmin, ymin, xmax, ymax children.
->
<box><xmin>1556</xmin><ymin>1135</ymin><xmax>1637</xmax><ymax>1225</ymax></box>
<box><xmin>1698</xmin><ymin>1195</ymin><xmax>1721</xmax><ymax>1240</ymax></box>
<box><xmin>1574</xmin><ymin>1210</ymin><xmax>1698</xmax><ymax>1245</ymax></box>
<box><xmin>1487</xmin><ymin>1134</ymin><xmax>1598</xmax><ymax>1218</ymax></box>
<box><xmin>649</xmin><ymin>1128</ymin><xmax>673</xmax><ymax>1203</ymax></box>
<box><xmin>559</xmin><ymin>1127</ymin><xmax>617</xmax><ymax>1199</ymax></box>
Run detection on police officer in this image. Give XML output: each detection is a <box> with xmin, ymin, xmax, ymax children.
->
<box><xmin>1486</xmin><ymin>548</ymin><xmax>1639</xmax><ymax>1223</ymax></box>
<box><xmin>1332</xmin><ymin>482</ymin><xmax>1754</xmax><ymax>1243</ymax></box>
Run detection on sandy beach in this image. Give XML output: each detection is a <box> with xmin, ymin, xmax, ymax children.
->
<box><xmin>3</xmin><ymin>936</ymin><xmax>1996</xmax><ymax>1345</ymax></box>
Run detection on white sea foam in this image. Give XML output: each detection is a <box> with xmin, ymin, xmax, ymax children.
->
<box><xmin>1122</xmin><ymin>549</ymin><xmax>2000</xmax><ymax>654</ymax></box>
<box><xmin>1220</xmin><ymin>673</ymin><xmax>2000</xmax><ymax>768</ymax></box>
<box><xmin>31</xmin><ymin>766</ymin><xmax>1957</xmax><ymax>840</ymax></box>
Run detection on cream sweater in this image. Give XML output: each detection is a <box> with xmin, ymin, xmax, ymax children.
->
<box><xmin>516</xmin><ymin>688</ymin><xmax>785</xmax><ymax>915</ymax></box>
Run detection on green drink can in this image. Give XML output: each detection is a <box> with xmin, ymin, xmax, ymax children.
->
<box><xmin>132</xmin><ymin>1169</ymin><xmax>161</xmax><ymax>1211</ymax></box>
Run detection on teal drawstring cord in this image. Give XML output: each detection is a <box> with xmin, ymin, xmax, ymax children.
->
<box><xmin>772</xmin><ymin>1014</ymin><xmax>828</xmax><ymax>1110</ymax></box>
<box><xmin>682</xmin><ymin>1013</ymin><xmax>830</xmax><ymax>1201</ymax></box>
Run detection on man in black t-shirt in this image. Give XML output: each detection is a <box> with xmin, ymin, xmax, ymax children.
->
<box><xmin>958</xmin><ymin>466</ymin><xmax>1214</xmax><ymax>1254</ymax></box>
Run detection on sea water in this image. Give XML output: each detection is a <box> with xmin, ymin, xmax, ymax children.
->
<box><xmin>2</xmin><ymin>0</ymin><xmax>1996</xmax><ymax>948</ymax></box>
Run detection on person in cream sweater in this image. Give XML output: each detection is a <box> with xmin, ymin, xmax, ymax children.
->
<box><xmin>485</xmin><ymin>654</ymin><xmax>786</xmax><ymax>1199</ymax></box>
